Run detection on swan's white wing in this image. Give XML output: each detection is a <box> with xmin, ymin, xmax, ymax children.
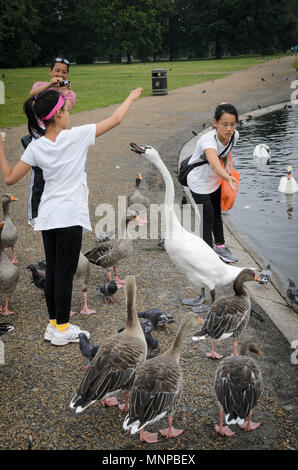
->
<box><xmin>165</xmin><ymin>228</ymin><xmax>229</xmax><ymax>290</ymax></box>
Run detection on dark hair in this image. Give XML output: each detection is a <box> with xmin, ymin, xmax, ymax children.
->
<box><xmin>214</xmin><ymin>103</ymin><xmax>238</xmax><ymax>122</ymax></box>
<box><xmin>23</xmin><ymin>89</ymin><xmax>64</xmax><ymax>138</ymax></box>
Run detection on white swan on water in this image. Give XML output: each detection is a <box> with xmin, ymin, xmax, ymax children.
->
<box><xmin>130</xmin><ymin>143</ymin><xmax>256</xmax><ymax>312</ymax></box>
<box><xmin>253</xmin><ymin>144</ymin><xmax>271</xmax><ymax>165</ymax></box>
<box><xmin>278</xmin><ymin>165</ymin><xmax>298</xmax><ymax>194</ymax></box>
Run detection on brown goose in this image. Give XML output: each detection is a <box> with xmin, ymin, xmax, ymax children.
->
<box><xmin>128</xmin><ymin>174</ymin><xmax>149</xmax><ymax>215</ymax></box>
<box><xmin>192</xmin><ymin>269</ymin><xmax>257</xmax><ymax>359</ymax></box>
<box><xmin>123</xmin><ymin>312</ymin><xmax>199</xmax><ymax>444</ymax></box>
<box><xmin>0</xmin><ymin>222</ymin><xmax>19</xmax><ymax>315</ymax></box>
<box><xmin>84</xmin><ymin>213</ymin><xmax>141</xmax><ymax>288</ymax></box>
<box><xmin>72</xmin><ymin>250</ymin><xmax>96</xmax><ymax>315</ymax></box>
<box><xmin>214</xmin><ymin>338</ymin><xmax>263</xmax><ymax>437</ymax></box>
<box><xmin>1</xmin><ymin>193</ymin><xmax>18</xmax><ymax>264</ymax></box>
<box><xmin>70</xmin><ymin>275</ymin><xmax>147</xmax><ymax>414</ymax></box>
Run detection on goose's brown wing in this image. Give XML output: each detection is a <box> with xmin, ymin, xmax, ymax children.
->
<box><xmin>215</xmin><ymin>355</ymin><xmax>263</xmax><ymax>420</ymax></box>
<box><xmin>205</xmin><ymin>295</ymin><xmax>251</xmax><ymax>339</ymax></box>
<box><xmin>127</xmin><ymin>356</ymin><xmax>182</xmax><ymax>427</ymax></box>
<box><xmin>71</xmin><ymin>333</ymin><xmax>147</xmax><ymax>409</ymax></box>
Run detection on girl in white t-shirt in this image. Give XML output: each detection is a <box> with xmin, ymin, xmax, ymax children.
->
<box><xmin>187</xmin><ymin>103</ymin><xmax>239</xmax><ymax>265</ymax></box>
<box><xmin>0</xmin><ymin>86</ymin><xmax>143</xmax><ymax>346</ymax></box>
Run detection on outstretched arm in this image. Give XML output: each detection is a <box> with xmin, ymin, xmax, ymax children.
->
<box><xmin>0</xmin><ymin>135</ymin><xmax>32</xmax><ymax>185</ymax></box>
<box><xmin>95</xmin><ymin>87</ymin><xmax>143</xmax><ymax>137</ymax></box>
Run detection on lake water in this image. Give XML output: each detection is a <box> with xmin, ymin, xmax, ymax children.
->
<box><xmin>230</xmin><ymin>104</ymin><xmax>298</xmax><ymax>286</ymax></box>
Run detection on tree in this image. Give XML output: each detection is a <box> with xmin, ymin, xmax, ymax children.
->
<box><xmin>94</xmin><ymin>0</ymin><xmax>167</xmax><ymax>63</ymax></box>
<box><xmin>0</xmin><ymin>0</ymin><xmax>40</xmax><ymax>67</ymax></box>
<box><xmin>185</xmin><ymin>0</ymin><xmax>232</xmax><ymax>59</ymax></box>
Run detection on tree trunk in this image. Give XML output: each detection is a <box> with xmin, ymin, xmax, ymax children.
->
<box><xmin>126</xmin><ymin>50</ymin><xmax>132</xmax><ymax>64</ymax></box>
<box><xmin>215</xmin><ymin>36</ymin><xmax>222</xmax><ymax>60</ymax></box>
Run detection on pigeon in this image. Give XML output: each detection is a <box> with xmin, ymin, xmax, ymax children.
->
<box><xmin>78</xmin><ymin>333</ymin><xmax>99</xmax><ymax>369</ymax></box>
<box><xmin>261</xmin><ymin>78</ymin><xmax>265</xmax><ymax>81</ymax></box>
<box><xmin>118</xmin><ymin>319</ymin><xmax>159</xmax><ymax>353</ymax></box>
<box><xmin>97</xmin><ymin>279</ymin><xmax>118</xmax><ymax>303</ymax></box>
<box><xmin>141</xmin><ymin>318</ymin><xmax>154</xmax><ymax>334</ymax></box>
<box><xmin>36</xmin><ymin>259</ymin><xmax>46</xmax><ymax>271</ymax></box>
<box><xmin>0</xmin><ymin>322</ymin><xmax>14</xmax><ymax>339</ymax></box>
<box><xmin>141</xmin><ymin>319</ymin><xmax>159</xmax><ymax>350</ymax></box>
<box><xmin>192</xmin><ymin>130</ymin><xmax>198</xmax><ymax>136</ymax></box>
<box><xmin>137</xmin><ymin>308</ymin><xmax>175</xmax><ymax>329</ymax></box>
<box><xmin>201</xmin><ymin>90</ymin><xmax>206</xmax><ymax>93</ymax></box>
<box><xmin>258</xmin><ymin>264</ymin><xmax>272</xmax><ymax>287</ymax></box>
<box><xmin>287</xmin><ymin>278</ymin><xmax>298</xmax><ymax>312</ymax></box>
<box><xmin>26</xmin><ymin>265</ymin><xmax>45</xmax><ymax>290</ymax></box>
<box><xmin>144</xmin><ymin>330</ymin><xmax>159</xmax><ymax>350</ymax></box>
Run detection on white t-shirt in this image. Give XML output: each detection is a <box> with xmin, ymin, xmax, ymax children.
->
<box><xmin>187</xmin><ymin>128</ymin><xmax>239</xmax><ymax>194</ymax></box>
<box><xmin>21</xmin><ymin>124</ymin><xmax>96</xmax><ymax>231</ymax></box>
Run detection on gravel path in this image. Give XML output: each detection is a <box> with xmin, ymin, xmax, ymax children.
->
<box><xmin>0</xmin><ymin>56</ymin><xmax>297</xmax><ymax>451</ymax></box>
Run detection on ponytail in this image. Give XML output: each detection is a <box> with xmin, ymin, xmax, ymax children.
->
<box><xmin>23</xmin><ymin>89</ymin><xmax>64</xmax><ymax>138</ymax></box>
<box><xmin>23</xmin><ymin>97</ymin><xmax>45</xmax><ymax>138</ymax></box>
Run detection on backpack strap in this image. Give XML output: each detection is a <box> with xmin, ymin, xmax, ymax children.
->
<box><xmin>216</xmin><ymin>131</ymin><xmax>235</xmax><ymax>159</ymax></box>
<box><xmin>188</xmin><ymin>131</ymin><xmax>235</xmax><ymax>168</ymax></box>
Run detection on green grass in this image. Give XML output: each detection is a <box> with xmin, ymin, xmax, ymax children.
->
<box><xmin>0</xmin><ymin>54</ymin><xmax>286</xmax><ymax>128</ymax></box>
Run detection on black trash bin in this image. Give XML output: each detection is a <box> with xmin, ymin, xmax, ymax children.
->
<box><xmin>152</xmin><ymin>69</ymin><xmax>167</xmax><ymax>96</ymax></box>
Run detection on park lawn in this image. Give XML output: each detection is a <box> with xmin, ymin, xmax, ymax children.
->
<box><xmin>0</xmin><ymin>54</ymin><xmax>286</xmax><ymax>128</ymax></box>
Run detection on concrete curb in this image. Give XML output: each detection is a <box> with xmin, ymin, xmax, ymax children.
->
<box><xmin>179</xmin><ymin>101</ymin><xmax>298</xmax><ymax>345</ymax></box>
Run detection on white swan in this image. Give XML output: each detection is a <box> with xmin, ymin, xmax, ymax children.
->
<box><xmin>130</xmin><ymin>143</ymin><xmax>255</xmax><ymax>312</ymax></box>
<box><xmin>278</xmin><ymin>166</ymin><xmax>298</xmax><ymax>194</ymax></box>
<box><xmin>253</xmin><ymin>144</ymin><xmax>270</xmax><ymax>165</ymax></box>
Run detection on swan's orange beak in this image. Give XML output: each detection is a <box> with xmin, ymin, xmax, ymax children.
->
<box><xmin>10</xmin><ymin>196</ymin><xmax>18</xmax><ymax>201</ymax></box>
<box><xmin>254</xmin><ymin>275</ymin><xmax>259</xmax><ymax>281</ymax></box>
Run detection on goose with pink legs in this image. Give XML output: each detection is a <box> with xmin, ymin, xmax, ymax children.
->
<box><xmin>192</xmin><ymin>269</ymin><xmax>257</xmax><ymax>359</ymax></box>
<box><xmin>123</xmin><ymin>312</ymin><xmax>201</xmax><ymax>444</ymax></box>
<box><xmin>70</xmin><ymin>275</ymin><xmax>147</xmax><ymax>414</ymax></box>
<box><xmin>214</xmin><ymin>338</ymin><xmax>263</xmax><ymax>437</ymax></box>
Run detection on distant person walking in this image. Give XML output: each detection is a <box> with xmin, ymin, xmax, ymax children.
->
<box><xmin>0</xmin><ymin>86</ymin><xmax>143</xmax><ymax>346</ymax></box>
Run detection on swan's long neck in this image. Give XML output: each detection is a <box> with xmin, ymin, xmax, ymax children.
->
<box><xmin>149</xmin><ymin>153</ymin><xmax>181</xmax><ymax>237</ymax></box>
<box><xmin>152</xmin><ymin>155</ymin><xmax>175</xmax><ymax>207</ymax></box>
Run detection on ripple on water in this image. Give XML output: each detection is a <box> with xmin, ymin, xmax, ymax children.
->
<box><xmin>230</xmin><ymin>105</ymin><xmax>298</xmax><ymax>285</ymax></box>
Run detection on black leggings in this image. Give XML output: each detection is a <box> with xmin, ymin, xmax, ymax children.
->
<box><xmin>42</xmin><ymin>226</ymin><xmax>82</xmax><ymax>325</ymax></box>
<box><xmin>191</xmin><ymin>186</ymin><xmax>225</xmax><ymax>248</ymax></box>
